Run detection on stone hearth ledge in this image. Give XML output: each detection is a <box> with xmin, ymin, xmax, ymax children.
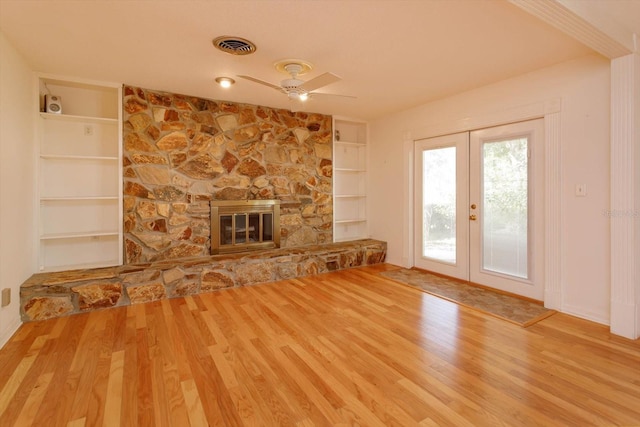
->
<box><xmin>20</xmin><ymin>239</ymin><xmax>386</xmax><ymax>322</ymax></box>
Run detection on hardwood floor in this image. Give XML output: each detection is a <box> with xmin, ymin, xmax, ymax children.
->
<box><xmin>1</xmin><ymin>264</ymin><xmax>640</xmax><ymax>426</ymax></box>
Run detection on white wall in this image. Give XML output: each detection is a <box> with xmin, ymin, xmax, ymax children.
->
<box><xmin>0</xmin><ymin>31</ymin><xmax>36</xmax><ymax>347</ymax></box>
<box><xmin>369</xmin><ymin>54</ymin><xmax>612</xmax><ymax>325</ymax></box>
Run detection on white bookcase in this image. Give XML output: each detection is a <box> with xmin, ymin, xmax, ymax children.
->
<box><xmin>36</xmin><ymin>74</ymin><xmax>123</xmax><ymax>271</ymax></box>
<box><xmin>333</xmin><ymin>118</ymin><xmax>368</xmax><ymax>242</ymax></box>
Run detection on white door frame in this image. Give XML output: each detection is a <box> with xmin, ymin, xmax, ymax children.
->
<box><xmin>402</xmin><ymin>99</ymin><xmax>562</xmax><ymax>308</ymax></box>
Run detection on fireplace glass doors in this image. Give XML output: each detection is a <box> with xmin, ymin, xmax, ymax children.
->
<box><xmin>210</xmin><ymin>200</ymin><xmax>280</xmax><ymax>254</ymax></box>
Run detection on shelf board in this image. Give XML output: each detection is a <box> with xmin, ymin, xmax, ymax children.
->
<box><xmin>335</xmin><ymin>194</ymin><xmax>366</xmax><ymax>199</ymax></box>
<box><xmin>334</xmin><ymin>168</ymin><xmax>366</xmax><ymax>173</ymax></box>
<box><xmin>40</xmin><ymin>196</ymin><xmax>119</xmax><ymax>202</ymax></box>
<box><xmin>39</xmin><ymin>259</ymin><xmax>121</xmax><ymax>273</ymax></box>
<box><xmin>335</xmin><ymin>140</ymin><xmax>366</xmax><ymax>146</ymax></box>
<box><xmin>40</xmin><ymin>230</ymin><xmax>120</xmax><ymax>240</ymax></box>
<box><xmin>335</xmin><ymin>219</ymin><xmax>367</xmax><ymax>224</ymax></box>
<box><xmin>334</xmin><ymin>236</ymin><xmax>368</xmax><ymax>243</ymax></box>
<box><xmin>39</xmin><ymin>112</ymin><xmax>118</xmax><ymax>124</ymax></box>
<box><xmin>40</xmin><ymin>154</ymin><xmax>118</xmax><ymax>161</ymax></box>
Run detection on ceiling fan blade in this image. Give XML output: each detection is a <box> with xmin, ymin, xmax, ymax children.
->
<box><xmin>309</xmin><ymin>92</ymin><xmax>357</xmax><ymax>99</ymax></box>
<box><xmin>299</xmin><ymin>72</ymin><xmax>341</xmax><ymax>92</ymax></box>
<box><xmin>237</xmin><ymin>75</ymin><xmax>283</xmax><ymax>91</ymax></box>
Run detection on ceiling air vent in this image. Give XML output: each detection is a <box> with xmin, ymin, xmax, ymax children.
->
<box><xmin>212</xmin><ymin>36</ymin><xmax>257</xmax><ymax>55</ymax></box>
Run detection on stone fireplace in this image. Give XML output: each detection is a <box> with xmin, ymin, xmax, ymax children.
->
<box><xmin>122</xmin><ymin>86</ymin><xmax>333</xmax><ymax>264</ymax></box>
<box><xmin>210</xmin><ymin>199</ymin><xmax>280</xmax><ymax>254</ymax></box>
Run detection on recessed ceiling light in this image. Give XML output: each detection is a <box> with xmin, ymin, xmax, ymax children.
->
<box><xmin>212</xmin><ymin>36</ymin><xmax>257</xmax><ymax>55</ymax></box>
<box><xmin>215</xmin><ymin>77</ymin><xmax>235</xmax><ymax>88</ymax></box>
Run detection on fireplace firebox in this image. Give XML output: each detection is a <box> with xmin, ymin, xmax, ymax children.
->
<box><xmin>210</xmin><ymin>200</ymin><xmax>281</xmax><ymax>254</ymax></box>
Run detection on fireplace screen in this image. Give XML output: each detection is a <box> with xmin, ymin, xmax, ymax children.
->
<box><xmin>210</xmin><ymin>200</ymin><xmax>280</xmax><ymax>254</ymax></box>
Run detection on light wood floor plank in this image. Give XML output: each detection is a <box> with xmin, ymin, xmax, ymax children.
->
<box><xmin>253</xmin><ymin>338</ymin><xmax>339</xmax><ymax>425</ymax></box>
<box><xmin>32</xmin><ymin>312</ymin><xmax>89</xmax><ymax>427</ymax></box>
<box><xmin>65</xmin><ymin>418</ymin><xmax>85</xmax><ymax>427</ymax></box>
<box><xmin>2</xmin><ymin>264</ymin><xmax>640</xmax><ymax>426</ymax></box>
<box><xmin>134</xmin><ymin>324</ymin><xmax>154</xmax><ymax>426</ymax></box>
<box><xmin>0</xmin><ymin>335</ymin><xmax>45</xmax><ymax>419</ymax></box>
<box><xmin>173</xmin><ymin>299</ymin><xmax>239</xmax><ymax>426</ymax></box>
<box><xmin>68</xmin><ymin>312</ymin><xmax>105</xmax><ymax>422</ymax></box>
<box><xmin>118</xmin><ymin>305</ymin><xmax>139</xmax><ymax>427</ymax></box>
<box><xmin>10</xmin><ymin>370</ymin><xmax>53</xmax><ymax>427</ymax></box>
<box><xmin>209</xmin><ymin>344</ymin><xmax>259</xmax><ymax>425</ymax></box>
<box><xmin>180</xmin><ymin>378</ymin><xmax>208</xmax><ymax>427</ymax></box>
<box><xmin>84</xmin><ymin>310</ymin><xmax>119</xmax><ymax>427</ymax></box>
<box><xmin>103</xmin><ymin>350</ymin><xmax>124</xmax><ymax>427</ymax></box>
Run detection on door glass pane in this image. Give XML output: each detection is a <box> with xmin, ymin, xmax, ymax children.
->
<box><xmin>422</xmin><ymin>147</ymin><xmax>456</xmax><ymax>263</ymax></box>
<box><xmin>482</xmin><ymin>138</ymin><xmax>528</xmax><ymax>278</ymax></box>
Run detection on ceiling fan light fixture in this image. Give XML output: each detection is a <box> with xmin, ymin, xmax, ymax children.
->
<box><xmin>281</xmin><ymin>78</ymin><xmax>305</xmax><ymax>90</ymax></box>
<box><xmin>238</xmin><ymin>60</ymin><xmax>354</xmax><ymax>102</ymax></box>
<box><xmin>215</xmin><ymin>77</ymin><xmax>235</xmax><ymax>88</ymax></box>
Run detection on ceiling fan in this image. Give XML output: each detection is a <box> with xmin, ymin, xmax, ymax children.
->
<box><xmin>238</xmin><ymin>60</ymin><xmax>355</xmax><ymax>101</ymax></box>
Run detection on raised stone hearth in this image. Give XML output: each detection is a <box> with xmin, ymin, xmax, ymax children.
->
<box><xmin>20</xmin><ymin>239</ymin><xmax>386</xmax><ymax>322</ymax></box>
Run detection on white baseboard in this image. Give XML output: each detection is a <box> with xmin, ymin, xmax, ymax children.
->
<box><xmin>609</xmin><ymin>300</ymin><xmax>639</xmax><ymax>339</ymax></box>
<box><xmin>0</xmin><ymin>317</ymin><xmax>22</xmax><ymax>350</ymax></box>
<box><xmin>544</xmin><ymin>289</ymin><xmax>562</xmax><ymax>310</ymax></box>
<box><xmin>560</xmin><ymin>303</ymin><xmax>610</xmax><ymax>327</ymax></box>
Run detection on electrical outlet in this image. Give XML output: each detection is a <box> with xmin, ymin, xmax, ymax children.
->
<box><xmin>84</xmin><ymin>125</ymin><xmax>94</xmax><ymax>136</ymax></box>
<box><xmin>1</xmin><ymin>288</ymin><xmax>10</xmax><ymax>307</ymax></box>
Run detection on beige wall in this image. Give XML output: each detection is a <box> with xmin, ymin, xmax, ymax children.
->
<box><xmin>369</xmin><ymin>54</ymin><xmax>612</xmax><ymax>325</ymax></box>
<box><xmin>0</xmin><ymin>31</ymin><xmax>36</xmax><ymax>347</ymax></box>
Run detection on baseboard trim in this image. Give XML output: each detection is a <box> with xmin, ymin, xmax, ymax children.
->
<box><xmin>561</xmin><ymin>303</ymin><xmax>610</xmax><ymax>327</ymax></box>
<box><xmin>610</xmin><ymin>300</ymin><xmax>639</xmax><ymax>339</ymax></box>
<box><xmin>0</xmin><ymin>317</ymin><xmax>22</xmax><ymax>350</ymax></box>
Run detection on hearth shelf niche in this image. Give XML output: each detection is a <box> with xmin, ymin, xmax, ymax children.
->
<box><xmin>333</xmin><ymin>118</ymin><xmax>369</xmax><ymax>242</ymax></box>
<box><xmin>36</xmin><ymin>74</ymin><xmax>123</xmax><ymax>272</ymax></box>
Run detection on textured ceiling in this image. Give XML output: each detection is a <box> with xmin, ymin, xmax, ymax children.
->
<box><xmin>0</xmin><ymin>0</ymin><xmax>620</xmax><ymax>120</ymax></box>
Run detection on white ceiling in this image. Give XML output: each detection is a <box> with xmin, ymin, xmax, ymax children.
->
<box><xmin>0</xmin><ymin>0</ymin><xmax>635</xmax><ymax>120</ymax></box>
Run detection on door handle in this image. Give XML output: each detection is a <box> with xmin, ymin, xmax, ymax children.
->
<box><xmin>469</xmin><ymin>214</ymin><xmax>477</xmax><ymax>221</ymax></box>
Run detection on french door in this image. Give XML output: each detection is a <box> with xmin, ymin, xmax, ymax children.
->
<box><xmin>414</xmin><ymin>119</ymin><xmax>544</xmax><ymax>300</ymax></box>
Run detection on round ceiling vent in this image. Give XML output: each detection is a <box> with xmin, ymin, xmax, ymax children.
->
<box><xmin>212</xmin><ymin>36</ymin><xmax>257</xmax><ymax>55</ymax></box>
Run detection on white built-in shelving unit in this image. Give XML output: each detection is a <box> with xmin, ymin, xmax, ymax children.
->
<box><xmin>333</xmin><ymin>118</ymin><xmax>368</xmax><ymax>242</ymax></box>
<box><xmin>36</xmin><ymin>74</ymin><xmax>123</xmax><ymax>271</ymax></box>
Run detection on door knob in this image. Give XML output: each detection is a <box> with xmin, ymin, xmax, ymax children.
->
<box><xmin>469</xmin><ymin>214</ymin><xmax>477</xmax><ymax>221</ymax></box>
<box><xmin>470</xmin><ymin>204</ymin><xmax>477</xmax><ymax>209</ymax></box>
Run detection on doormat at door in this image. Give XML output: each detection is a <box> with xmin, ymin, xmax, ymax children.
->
<box><xmin>380</xmin><ymin>268</ymin><xmax>556</xmax><ymax>327</ymax></box>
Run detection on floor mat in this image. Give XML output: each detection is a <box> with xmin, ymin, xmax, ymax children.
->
<box><xmin>380</xmin><ymin>268</ymin><xmax>556</xmax><ymax>327</ymax></box>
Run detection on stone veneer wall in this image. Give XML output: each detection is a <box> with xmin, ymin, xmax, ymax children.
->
<box><xmin>122</xmin><ymin>86</ymin><xmax>334</xmax><ymax>264</ymax></box>
<box><xmin>20</xmin><ymin>239</ymin><xmax>386</xmax><ymax>322</ymax></box>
